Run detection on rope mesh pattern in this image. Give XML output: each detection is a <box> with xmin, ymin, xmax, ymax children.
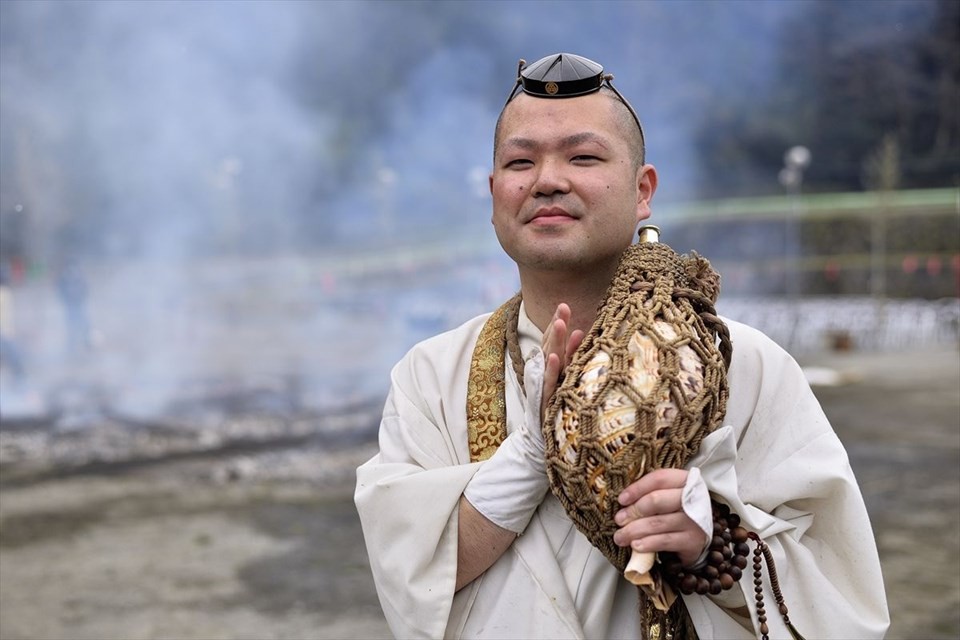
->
<box><xmin>542</xmin><ymin>240</ymin><xmax>732</xmax><ymax>639</ymax></box>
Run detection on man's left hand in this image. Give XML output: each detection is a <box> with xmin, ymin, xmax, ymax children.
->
<box><xmin>613</xmin><ymin>468</ymin><xmax>709</xmax><ymax>567</ymax></box>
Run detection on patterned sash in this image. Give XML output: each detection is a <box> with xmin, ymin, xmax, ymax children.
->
<box><xmin>466</xmin><ymin>293</ymin><xmax>521</xmax><ymax>462</ymax></box>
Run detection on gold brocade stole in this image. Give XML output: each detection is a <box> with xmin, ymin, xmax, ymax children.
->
<box><xmin>466</xmin><ymin>294</ymin><xmax>522</xmax><ymax>462</ymax></box>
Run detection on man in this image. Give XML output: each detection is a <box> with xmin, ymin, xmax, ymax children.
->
<box><xmin>0</xmin><ymin>264</ymin><xmax>26</xmax><ymax>385</ymax></box>
<box><xmin>355</xmin><ymin>53</ymin><xmax>889</xmax><ymax>639</ymax></box>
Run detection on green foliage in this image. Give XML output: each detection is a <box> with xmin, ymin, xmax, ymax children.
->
<box><xmin>693</xmin><ymin>0</ymin><xmax>960</xmax><ymax>198</ymax></box>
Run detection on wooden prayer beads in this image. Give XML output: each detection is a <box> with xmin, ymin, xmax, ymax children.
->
<box><xmin>662</xmin><ymin>501</ymin><xmax>806</xmax><ymax>640</ymax></box>
<box><xmin>663</xmin><ymin>501</ymin><xmax>749</xmax><ymax>597</ymax></box>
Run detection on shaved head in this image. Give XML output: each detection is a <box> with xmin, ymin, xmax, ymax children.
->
<box><xmin>494</xmin><ymin>87</ymin><xmax>645</xmax><ymax>168</ymax></box>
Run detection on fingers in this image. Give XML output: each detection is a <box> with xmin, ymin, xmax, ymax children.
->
<box><xmin>614</xmin><ymin>484</ymin><xmax>683</xmax><ymax>527</ymax></box>
<box><xmin>616</xmin><ymin>518</ymin><xmax>707</xmax><ymax>566</ymax></box>
<box><xmin>540</xmin><ymin>305</ymin><xmax>587</xmax><ymax>423</ymax></box>
<box><xmin>613</xmin><ymin>469</ymin><xmax>707</xmax><ymax>566</ymax></box>
<box><xmin>612</xmin><ymin>511</ymin><xmax>689</xmax><ymax>547</ymax></box>
<box><xmin>617</xmin><ymin>468</ymin><xmax>688</xmax><ymax>507</ymax></box>
<box><xmin>543</xmin><ymin>304</ymin><xmax>582</xmax><ymax>369</ymax></box>
<box><xmin>614</xmin><ymin>511</ymin><xmax>708</xmax><ymax>567</ymax></box>
<box><xmin>566</xmin><ymin>328</ymin><xmax>585</xmax><ymax>364</ymax></box>
<box><xmin>542</xmin><ymin>310</ymin><xmax>567</xmax><ymax>392</ymax></box>
<box><xmin>542</xmin><ymin>351</ymin><xmax>563</xmax><ymax>399</ymax></box>
<box><xmin>540</xmin><ymin>304</ymin><xmax>576</xmax><ymax>418</ymax></box>
<box><xmin>543</xmin><ymin>304</ymin><xmax>570</xmax><ymax>359</ymax></box>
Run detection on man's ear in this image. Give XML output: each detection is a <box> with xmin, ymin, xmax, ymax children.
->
<box><xmin>489</xmin><ymin>173</ymin><xmax>496</xmax><ymax>224</ymax></box>
<box><xmin>635</xmin><ymin>164</ymin><xmax>658</xmax><ymax>223</ymax></box>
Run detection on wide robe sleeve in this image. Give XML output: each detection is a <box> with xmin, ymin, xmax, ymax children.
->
<box><xmin>354</xmin><ymin>320</ymin><xmax>485</xmax><ymax>639</ymax></box>
<box><xmin>685</xmin><ymin>320</ymin><xmax>890</xmax><ymax>639</ymax></box>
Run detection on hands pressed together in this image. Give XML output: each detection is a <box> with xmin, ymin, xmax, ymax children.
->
<box><xmin>541</xmin><ymin>303</ymin><xmax>709</xmax><ymax>569</ymax></box>
<box><xmin>539</xmin><ymin>303</ymin><xmax>584</xmax><ymax>422</ymax></box>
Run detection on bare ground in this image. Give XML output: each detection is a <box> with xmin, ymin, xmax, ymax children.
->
<box><xmin>1</xmin><ymin>347</ymin><xmax>958</xmax><ymax>640</ymax></box>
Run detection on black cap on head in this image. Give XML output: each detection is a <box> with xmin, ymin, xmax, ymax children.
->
<box><xmin>503</xmin><ymin>53</ymin><xmax>645</xmax><ymax>154</ymax></box>
<box><xmin>519</xmin><ymin>52</ymin><xmax>604</xmax><ymax>98</ymax></box>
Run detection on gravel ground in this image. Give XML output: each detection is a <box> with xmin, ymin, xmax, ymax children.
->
<box><xmin>795</xmin><ymin>348</ymin><xmax>960</xmax><ymax>639</ymax></box>
<box><xmin>1</xmin><ymin>347</ymin><xmax>958</xmax><ymax>640</ymax></box>
<box><xmin>0</xmin><ymin>444</ymin><xmax>392</xmax><ymax>640</ymax></box>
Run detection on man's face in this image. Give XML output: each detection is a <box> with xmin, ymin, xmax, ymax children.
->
<box><xmin>489</xmin><ymin>91</ymin><xmax>656</xmax><ymax>276</ymax></box>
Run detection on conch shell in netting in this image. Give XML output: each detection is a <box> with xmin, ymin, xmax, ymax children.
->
<box><xmin>542</xmin><ymin>225</ymin><xmax>731</xmax><ymax>611</ymax></box>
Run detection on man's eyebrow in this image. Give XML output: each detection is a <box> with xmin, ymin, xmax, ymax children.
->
<box><xmin>559</xmin><ymin>132</ymin><xmax>611</xmax><ymax>149</ymax></box>
<box><xmin>501</xmin><ymin>132</ymin><xmax>611</xmax><ymax>151</ymax></box>
<box><xmin>501</xmin><ymin>137</ymin><xmax>537</xmax><ymax>150</ymax></box>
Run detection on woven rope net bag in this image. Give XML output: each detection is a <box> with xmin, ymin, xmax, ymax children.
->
<box><xmin>542</xmin><ymin>226</ymin><xmax>732</xmax><ymax>635</ymax></box>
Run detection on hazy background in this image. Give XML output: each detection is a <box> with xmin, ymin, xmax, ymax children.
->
<box><xmin>1</xmin><ymin>0</ymin><xmax>956</xmax><ymax>422</ymax></box>
<box><xmin>0</xmin><ymin>2</ymin><xmax>958</xmax><ymax>639</ymax></box>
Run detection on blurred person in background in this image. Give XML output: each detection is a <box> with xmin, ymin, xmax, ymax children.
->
<box><xmin>56</xmin><ymin>258</ymin><xmax>92</xmax><ymax>357</ymax></box>
<box><xmin>0</xmin><ymin>263</ymin><xmax>27</xmax><ymax>387</ymax></box>
<box><xmin>355</xmin><ymin>53</ymin><xmax>889</xmax><ymax>639</ymax></box>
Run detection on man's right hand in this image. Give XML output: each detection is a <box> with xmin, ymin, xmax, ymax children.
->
<box><xmin>540</xmin><ymin>303</ymin><xmax>585</xmax><ymax>422</ymax></box>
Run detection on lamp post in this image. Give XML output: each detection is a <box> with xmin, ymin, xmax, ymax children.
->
<box><xmin>377</xmin><ymin>166</ymin><xmax>397</xmax><ymax>238</ymax></box>
<box><xmin>778</xmin><ymin>146</ymin><xmax>811</xmax><ymax>298</ymax></box>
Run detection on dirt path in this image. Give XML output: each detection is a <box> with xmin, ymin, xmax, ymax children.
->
<box><xmin>799</xmin><ymin>348</ymin><xmax>960</xmax><ymax>638</ymax></box>
<box><xmin>1</xmin><ymin>348</ymin><xmax>958</xmax><ymax>640</ymax></box>
<box><xmin>0</xmin><ymin>446</ymin><xmax>391</xmax><ymax>640</ymax></box>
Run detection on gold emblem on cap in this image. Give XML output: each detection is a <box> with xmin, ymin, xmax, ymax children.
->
<box><xmin>545</xmin><ymin>81</ymin><xmax>559</xmax><ymax>95</ymax></box>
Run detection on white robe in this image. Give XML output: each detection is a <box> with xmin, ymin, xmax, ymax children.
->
<box><xmin>355</xmin><ymin>307</ymin><xmax>890</xmax><ymax>639</ymax></box>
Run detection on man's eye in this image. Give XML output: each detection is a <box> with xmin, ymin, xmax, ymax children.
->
<box><xmin>505</xmin><ymin>158</ymin><xmax>533</xmax><ymax>168</ymax></box>
<box><xmin>572</xmin><ymin>155</ymin><xmax>600</xmax><ymax>163</ymax></box>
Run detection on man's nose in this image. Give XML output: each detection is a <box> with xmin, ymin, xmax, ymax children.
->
<box><xmin>532</xmin><ymin>160</ymin><xmax>571</xmax><ymax>197</ymax></box>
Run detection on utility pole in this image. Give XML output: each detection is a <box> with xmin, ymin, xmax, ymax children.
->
<box><xmin>778</xmin><ymin>146</ymin><xmax>811</xmax><ymax>299</ymax></box>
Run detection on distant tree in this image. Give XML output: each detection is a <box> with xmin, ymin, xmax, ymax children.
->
<box><xmin>693</xmin><ymin>0</ymin><xmax>959</xmax><ymax>198</ymax></box>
